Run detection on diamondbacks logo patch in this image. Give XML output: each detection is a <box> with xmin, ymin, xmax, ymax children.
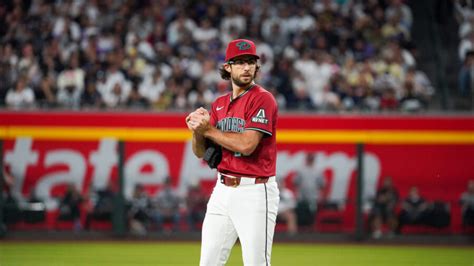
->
<box><xmin>236</xmin><ymin>41</ymin><xmax>251</xmax><ymax>51</ymax></box>
<box><xmin>251</xmin><ymin>108</ymin><xmax>268</xmax><ymax>124</ymax></box>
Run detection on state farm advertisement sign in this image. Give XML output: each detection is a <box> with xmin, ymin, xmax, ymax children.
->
<box><xmin>1</xmin><ymin>112</ymin><xmax>473</xmax><ymax>210</ymax></box>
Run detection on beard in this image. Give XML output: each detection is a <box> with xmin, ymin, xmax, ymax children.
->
<box><xmin>231</xmin><ymin>72</ymin><xmax>256</xmax><ymax>87</ymax></box>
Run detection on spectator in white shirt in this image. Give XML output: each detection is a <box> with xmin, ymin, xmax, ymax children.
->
<box><xmin>277</xmin><ymin>178</ymin><xmax>298</xmax><ymax>235</ymax></box>
<box><xmin>167</xmin><ymin>12</ymin><xmax>197</xmax><ymax>47</ymax></box>
<box><xmin>193</xmin><ymin>18</ymin><xmax>219</xmax><ymax>43</ymax></box>
<box><xmin>6</xmin><ymin>76</ymin><xmax>35</xmax><ymax>109</ymax></box>
<box><xmin>220</xmin><ymin>6</ymin><xmax>246</xmax><ymax>36</ymax></box>
<box><xmin>53</xmin><ymin>15</ymin><xmax>81</xmax><ymax>42</ymax></box>
<box><xmin>103</xmin><ymin>82</ymin><xmax>129</xmax><ymax>108</ymax></box>
<box><xmin>201</xmin><ymin>59</ymin><xmax>221</xmax><ymax>88</ymax></box>
<box><xmin>100</xmin><ymin>59</ymin><xmax>131</xmax><ymax>106</ymax></box>
<box><xmin>139</xmin><ymin>68</ymin><xmax>166</xmax><ymax>104</ymax></box>
<box><xmin>385</xmin><ymin>0</ymin><xmax>413</xmax><ymax>31</ymax></box>
<box><xmin>56</xmin><ymin>53</ymin><xmax>85</xmax><ymax>108</ymax></box>
<box><xmin>188</xmin><ymin>80</ymin><xmax>214</xmax><ymax>109</ymax></box>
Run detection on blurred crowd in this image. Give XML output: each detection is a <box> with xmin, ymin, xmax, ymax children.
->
<box><xmin>3</xmin><ymin>173</ymin><xmax>209</xmax><ymax>234</ymax></box>
<box><xmin>276</xmin><ymin>155</ymin><xmax>474</xmax><ymax>237</ymax></box>
<box><xmin>0</xmin><ymin>0</ymin><xmax>435</xmax><ymax>113</ymax></box>
<box><xmin>456</xmin><ymin>0</ymin><xmax>474</xmax><ymax>103</ymax></box>
<box><xmin>3</xmin><ymin>164</ymin><xmax>474</xmax><ymax>236</ymax></box>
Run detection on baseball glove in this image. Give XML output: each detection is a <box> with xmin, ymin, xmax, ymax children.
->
<box><xmin>203</xmin><ymin>141</ymin><xmax>222</xmax><ymax>169</ymax></box>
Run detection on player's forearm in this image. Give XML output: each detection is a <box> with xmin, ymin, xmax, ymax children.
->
<box><xmin>192</xmin><ymin>132</ymin><xmax>206</xmax><ymax>158</ymax></box>
<box><xmin>203</xmin><ymin>127</ymin><xmax>259</xmax><ymax>156</ymax></box>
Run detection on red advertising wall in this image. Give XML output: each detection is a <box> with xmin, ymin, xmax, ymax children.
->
<box><xmin>1</xmin><ymin>111</ymin><xmax>473</xmax><ymax>231</ymax></box>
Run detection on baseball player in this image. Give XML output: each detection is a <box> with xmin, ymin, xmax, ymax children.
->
<box><xmin>186</xmin><ymin>39</ymin><xmax>279</xmax><ymax>266</ymax></box>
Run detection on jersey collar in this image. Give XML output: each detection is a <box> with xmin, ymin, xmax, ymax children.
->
<box><xmin>230</xmin><ymin>83</ymin><xmax>255</xmax><ymax>102</ymax></box>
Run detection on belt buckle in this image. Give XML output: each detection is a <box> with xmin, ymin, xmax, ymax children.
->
<box><xmin>230</xmin><ymin>177</ymin><xmax>239</xmax><ymax>188</ymax></box>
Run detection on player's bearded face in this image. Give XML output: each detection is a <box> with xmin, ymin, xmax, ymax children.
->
<box><xmin>231</xmin><ymin>69</ymin><xmax>256</xmax><ymax>87</ymax></box>
<box><xmin>228</xmin><ymin>57</ymin><xmax>258</xmax><ymax>87</ymax></box>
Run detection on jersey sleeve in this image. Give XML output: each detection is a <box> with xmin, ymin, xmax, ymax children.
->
<box><xmin>245</xmin><ymin>91</ymin><xmax>277</xmax><ymax>136</ymax></box>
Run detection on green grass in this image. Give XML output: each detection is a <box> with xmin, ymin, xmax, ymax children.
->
<box><xmin>0</xmin><ymin>242</ymin><xmax>472</xmax><ymax>266</ymax></box>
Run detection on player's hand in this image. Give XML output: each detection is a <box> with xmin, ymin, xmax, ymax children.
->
<box><xmin>192</xmin><ymin>114</ymin><xmax>211</xmax><ymax>134</ymax></box>
<box><xmin>196</xmin><ymin>107</ymin><xmax>209</xmax><ymax>116</ymax></box>
<box><xmin>185</xmin><ymin>113</ymin><xmax>194</xmax><ymax>131</ymax></box>
<box><xmin>186</xmin><ymin>108</ymin><xmax>205</xmax><ymax>130</ymax></box>
<box><xmin>191</xmin><ymin>111</ymin><xmax>211</xmax><ymax>134</ymax></box>
<box><xmin>186</xmin><ymin>108</ymin><xmax>210</xmax><ymax>133</ymax></box>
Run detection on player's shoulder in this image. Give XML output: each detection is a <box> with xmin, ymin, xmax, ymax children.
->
<box><xmin>213</xmin><ymin>93</ymin><xmax>231</xmax><ymax>106</ymax></box>
<box><xmin>251</xmin><ymin>84</ymin><xmax>270</xmax><ymax>94</ymax></box>
<box><xmin>250</xmin><ymin>84</ymin><xmax>277</xmax><ymax>103</ymax></box>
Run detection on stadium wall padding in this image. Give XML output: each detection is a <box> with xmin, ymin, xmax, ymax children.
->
<box><xmin>1</xmin><ymin>111</ymin><xmax>473</xmax><ymax>231</ymax></box>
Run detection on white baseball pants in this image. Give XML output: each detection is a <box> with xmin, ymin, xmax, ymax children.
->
<box><xmin>200</xmin><ymin>175</ymin><xmax>279</xmax><ymax>266</ymax></box>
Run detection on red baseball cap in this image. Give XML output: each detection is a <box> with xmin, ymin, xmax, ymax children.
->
<box><xmin>224</xmin><ymin>39</ymin><xmax>260</xmax><ymax>62</ymax></box>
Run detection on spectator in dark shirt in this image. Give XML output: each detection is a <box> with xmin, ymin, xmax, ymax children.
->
<box><xmin>23</xmin><ymin>188</ymin><xmax>46</xmax><ymax>224</ymax></box>
<box><xmin>57</xmin><ymin>183</ymin><xmax>83</xmax><ymax>231</ymax></box>
<box><xmin>85</xmin><ymin>180</ymin><xmax>117</xmax><ymax>230</ymax></box>
<box><xmin>185</xmin><ymin>183</ymin><xmax>208</xmax><ymax>231</ymax></box>
<box><xmin>399</xmin><ymin>80</ymin><xmax>425</xmax><ymax>112</ymax></box>
<box><xmin>126</xmin><ymin>83</ymin><xmax>149</xmax><ymax>109</ymax></box>
<box><xmin>2</xmin><ymin>168</ymin><xmax>21</xmax><ymax>225</ymax></box>
<box><xmin>370</xmin><ymin>176</ymin><xmax>399</xmax><ymax>238</ymax></box>
<box><xmin>151</xmin><ymin>178</ymin><xmax>182</xmax><ymax>232</ymax></box>
<box><xmin>128</xmin><ymin>184</ymin><xmax>152</xmax><ymax>235</ymax></box>
<box><xmin>81</xmin><ymin>79</ymin><xmax>102</xmax><ymax>108</ymax></box>
<box><xmin>458</xmin><ymin>50</ymin><xmax>474</xmax><ymax>99</ymax></box>
<box><xmin>397</xmin><ymin>186</ymin><xmax>429</xmax><ymax>233</ymax></box>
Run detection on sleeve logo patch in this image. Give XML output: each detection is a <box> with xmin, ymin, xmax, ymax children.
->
<box><xmin>251</xmin><ymin>108</ymin><xmax>268</xmax><ymax>124</ymax></box>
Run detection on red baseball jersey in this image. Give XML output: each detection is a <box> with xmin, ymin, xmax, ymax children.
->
<box><xmin>209</xmin><ymin>84</ymin><xmax>278</xmax><ymax>178</ymax></box>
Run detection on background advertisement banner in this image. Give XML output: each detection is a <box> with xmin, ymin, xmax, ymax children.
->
<box><xmin>1</xmin><ymin>112</ymin><xmax>473</xmax><ymax>218</ymax></box>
